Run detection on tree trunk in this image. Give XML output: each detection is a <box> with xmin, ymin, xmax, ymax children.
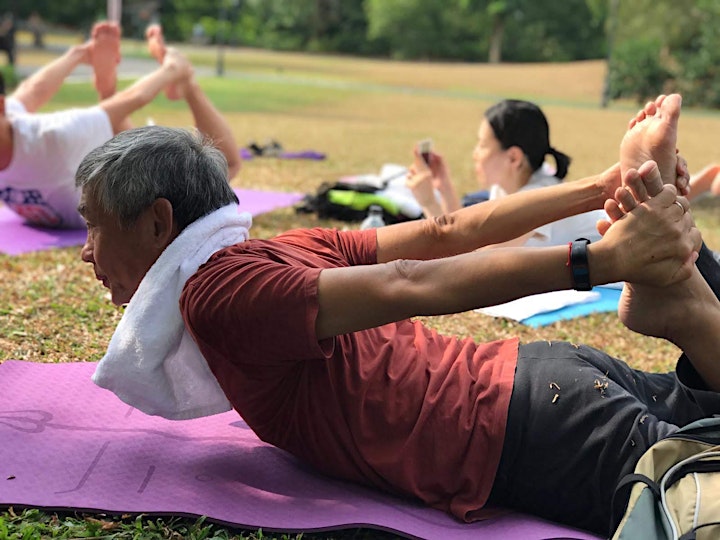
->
<box><xmin>488</xmin><ymin>17</ymin><xmax>504</xmax><ymax>63</ymax></box>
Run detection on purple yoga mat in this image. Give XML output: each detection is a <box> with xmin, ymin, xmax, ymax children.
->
<box><xmin>240</xmin><ymin>148</ymin><xmax>327</xmax><ymax>160</ymax></box>
<box><xmin>0</xmin><ymin>189</ymin><xmax>303</xmax><ymax>256</ymax></box>
<box><xmin>0</xmin><ymin>361</ymin><xmax>601</xmax><ymax>540</ymax></box>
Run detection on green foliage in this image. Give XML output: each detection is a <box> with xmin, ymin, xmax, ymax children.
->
<box><xmin>366</xmin><ymin>0</ymin><xmax>605</xmax><ymax>62</ymax></box>
<box><xmin>500</xmin><ymin>0</ymin><xmax>606</xmax><ymax>62</ymax></box>
<box><xmin>609</xmin><ymin>37</ymin><xmax>671</xmax><ymax>104</ymax></box>
<box><xmin>366</xmin><ymin>0</ymin><xmax>481</xmax><ymax>60</ymax></box>
<box><xmin>7</xmin><ymin>0</ymin><xmax>720</xmax><ymax>107</ymax></box>
<box><xmin>0</xmin><ymin>63</ymin><xmax>18</xmax><ymax>90</ymax></box>
<box><xmin>671</xmin><ymin>0</ymin><xmax>720</xmax><ymax>108</ymax></box>
<box><xmin>609</xmin><ymin>0</ymin><xmax>720</xmax><ymax>108</ymax></box>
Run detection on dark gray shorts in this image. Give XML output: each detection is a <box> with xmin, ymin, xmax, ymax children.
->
<box><xmin>487</xmin><ymin>341</ymin><xmax>720</xmax><ymax>536</ymax></box>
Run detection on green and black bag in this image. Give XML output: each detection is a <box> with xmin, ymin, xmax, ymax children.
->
<box><xmin>295</xmin><ymin>167</ymin><xmax>424</xmax><ymax>224</ymax></box>
<box><xmin>295</xmin><ymin>181</ymin><xmax>410</xmax><ymax>224</ymax></box>
<box><xmin>611</xmin><ymin>417</ymin><xmax>720</xmax><ymax>540</ymax></box>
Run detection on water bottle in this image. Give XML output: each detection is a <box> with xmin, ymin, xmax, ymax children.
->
<box><xmin>360</xmin><ymin>205</ymin><xmax>386</xmax><ymax>230</ymax></box>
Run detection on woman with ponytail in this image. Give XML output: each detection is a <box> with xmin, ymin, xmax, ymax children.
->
<box><xmin>406</xmin><ymin>99</ymin><xmax>607</xmax><ymax>248</ymax></box>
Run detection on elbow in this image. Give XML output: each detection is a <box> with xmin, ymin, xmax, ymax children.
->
<box><xmin>419</xmin><ymin>212</ymin><xmax>469</xmax><ymax>256</ymax></box>
<box><xmin>386</xmin><ymin>258</ymin><xmax>427</xmax><ymax>315</ymax></box>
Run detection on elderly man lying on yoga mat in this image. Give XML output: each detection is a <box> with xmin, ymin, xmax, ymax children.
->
<box><xmin>76</xmin><ymin>93</ymin><xmax>720</xmax><ymax>537</ymax></box>
<box><xmin>0</xmin><ymin>21</ymin><xmax>239</xmax><ymax>229</ymax></box>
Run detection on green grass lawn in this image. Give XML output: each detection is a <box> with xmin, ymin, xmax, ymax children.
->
<box><xmin>2</xmin><ymin>37</ymin><xmax>720</xmax><ymax>539</ymax></box>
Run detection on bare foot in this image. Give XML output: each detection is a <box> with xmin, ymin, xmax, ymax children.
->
<box><xmin>146</xmin><ymin>23</ymin><xmax>182</xmax><ymax>100</ymax></box>
<box><xmin>90</xmin><ymin>21</ymin><xmax>121</xmax><ymax>100</ymax></box>
<box><xmin>620</xmin><ymin>94</ymin><xmax>685</xmax><ymax>192</ymax></box>
<box><xmin>689</xmin><ymin>163</ymin><xmax>720</xmax><ymax>200</ymax></box>
<box><xmin>604</xmin><ymin>161</ymin><xmax>700</xmax><ymax>339</ymax></box>
<box><xmin>162</xmin><ymin>47</ymin><xmax>194</xmax><ymax>90</ymax></box>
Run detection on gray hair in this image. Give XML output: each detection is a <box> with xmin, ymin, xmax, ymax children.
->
<box><xmin>75</xmin><ymin>126</ymin><xmax>239</xmax><ymax>231</ymax></box>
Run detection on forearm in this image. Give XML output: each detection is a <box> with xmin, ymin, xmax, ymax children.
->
<box><xmin>317</xmin><ymin>243</ymin><xmax>620</xmax><ymax>339</ymax></box>
<box><xmin>419</xmin><ymin>198</ymin><xmax>444</xmax><ymax>218</ymax></box>
<box><xmin>437</xmin><ymin>183</ymin><xmax>461</xmax><ymax>214</ymax></box>
<box><xmin>11</xmin><ymin>45</ymin><xmax>86</xmax><ymax>112</ymax></box>
<box><xmin>99</xmin><ymin>67</ymin><xmax>178</xmax><ymax>134</ymax></box>
<box><xmin>674</xmin><ymin>305</ymin><xmax>720</xmax><ymax>391</ymax></box>
<box><xmin>377</xmin><ymin>165</ymin><xmax>616</xmax><ymax>263</ymax></box>
<box><xmin>184</xmin><ymin>79</ymin><xmax>241</xmax><ymax>179</ymax></box>
<box><xmin>662</xmin><ymin>274</ymin><xmax>720</xmax><ymax>391</ymax></box>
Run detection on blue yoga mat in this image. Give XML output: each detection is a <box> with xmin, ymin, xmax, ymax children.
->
<box><xmin>522</xmin><ymin>286</ymin><xmax>621</xmax><ymax>327</ymax></box>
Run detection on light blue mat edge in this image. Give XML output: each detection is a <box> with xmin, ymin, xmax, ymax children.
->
<box><xmin>522</xmin><ymin>287</ymin><xmax>622</xmax><ymax>327</ymax></box>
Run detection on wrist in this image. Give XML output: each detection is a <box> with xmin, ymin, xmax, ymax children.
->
<box><xmin>67</xmin><ymin>44</ymin><xmax>89</xmax><ymax>64</ymax></box>
<box><xmin>596</xmin><ymin>162</ymin><xmax>621</xmax><ymax>204</ymax></box>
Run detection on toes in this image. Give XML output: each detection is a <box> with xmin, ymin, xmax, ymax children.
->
<box><xmin>643</xmin><ymin>100</ymin><xmax>657</xmax><ymax>117</ymax></box>
<box><xmin>145</xmin><ymin>23</ymin><xmax>161</xmax><ymax>39</ymax></box>
<box><xmin>659</xmin><ymin>93</ymin><xmax>682</xmax><ymax>122</ymax></box>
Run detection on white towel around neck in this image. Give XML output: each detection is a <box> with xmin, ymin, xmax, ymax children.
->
<box><xmin>92</xmin><ymin>204</ymin><xmax>252</xmax><ymax>420</ymax></box>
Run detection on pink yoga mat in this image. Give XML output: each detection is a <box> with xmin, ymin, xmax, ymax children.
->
<box><xmin>0</xmin><ymin>189</ymin><xmax>303</xmax><ymax>255</ymax></box>
<box><xmin>0</xmin><ymin>360</ymin><xmax>601</xmax><ymax>540</ymax></box>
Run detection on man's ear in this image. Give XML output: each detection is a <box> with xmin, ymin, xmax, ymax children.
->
<box><xmin>149</xmin><ymin>198</ymin><xmax>178</xmax><ymax>247</ymax></box>
<box><xmin>0</xmin><ymin>95</ymin><xmax>5</xmax><ymax>117</ymax></box>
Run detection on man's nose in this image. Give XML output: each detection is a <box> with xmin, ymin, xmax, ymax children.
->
<box><xmin>80</xmin><ymin>237</ymin><xmax>93</xmax><ymax>263</ymax></box>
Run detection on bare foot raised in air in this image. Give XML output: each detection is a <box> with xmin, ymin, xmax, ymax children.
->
<box><xmin>608</xmin><ymin>162</ymin><xmax>700</xmax><ymax>333</ymax></box>
<box><xmin>90</xmin><ymin>21</ymin><xmax>121</xmax><ymax>100</ymax></box>
<box><xmin>619</xmin><ymin>94</ymin><xmax>689</xmax><ymax>195</ymax></box>
<box><xmin>609</xmin><ymin>161</ymin><xmax>720</xmax><ymax>388</ymax></box>
<box><xmin>162</xmin><ymin>47</ymin><xmax>194</xmax><ymax>91</ymax></box>
<box><xmin>688</xmin><ymin>163</ymin><xmax>720</xmax><ymax>201</ymax></box>
<box><xmin>146</xmin><ymin>23</ymin><xmax>182</xmax><ymax>100</ymax></box>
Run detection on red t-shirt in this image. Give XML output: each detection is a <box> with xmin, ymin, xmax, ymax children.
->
<box><xmin>180</xmin><ymin>227</ymin><xmax>518</xmax><ymax>522</ymax></box>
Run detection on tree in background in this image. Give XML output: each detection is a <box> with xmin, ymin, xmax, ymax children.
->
<box><xmin>673</xmin><ymin>0</ymin><xmax>720</xmax><ymax>108</ymax></box>
<box><xmin>366</xmin><ymin>0</ymin><xmax>605</xmax><ymax>62</ymax></box>
<box><xmin>609</xmin><ymin>0</ymin><xmax>720</xmax><ymax>107</ymax></box>
<box><xmin>7</xmin><ymin>0</ymin><xmax>720</xmax><ymax>108</ymax></box>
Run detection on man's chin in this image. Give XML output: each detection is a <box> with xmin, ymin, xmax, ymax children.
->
<box><xmin>110</xmin><ymin>291</ymin><xmax>130</xmax><ymax>307</ymax></box>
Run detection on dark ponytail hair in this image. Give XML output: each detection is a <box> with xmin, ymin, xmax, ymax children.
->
<box><xmin>484</xmin><ymin>99</ymin><xmax>571</xmax><ymax>180</ymax></box>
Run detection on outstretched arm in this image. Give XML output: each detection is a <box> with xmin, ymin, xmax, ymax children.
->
<box><xmin>380</xmin><ymin>163</ymin><xmax>619</xmax><ymax>262</ymax></box>
<box><xmin>98</xmin><ymin>47</ymin><xmax>191</xmax><ymax>135</ymax></box>
<box><xmin>144</xmin><ymin>23</ymin><xmax>240</xmax><ymax>179</ymax></box>
<box><xmin>182</xmin><ymin>78</ymin><xmax>241</xmax><ymax>179</ymax></box>
<box><xmin>11</xmin><ymin>42</ymin><xmax>91</xmax><ymax>112</ymax></box>
<box><xmin>316</xmin><ymin>162</ymin><xmax>698</xmax><ymax>339</ymax></box>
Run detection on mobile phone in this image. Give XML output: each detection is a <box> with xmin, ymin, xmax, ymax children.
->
<box><xmin>418</xmin><ymin>138</ymin><xmax>433</xmax><ymax>165</ymax></box>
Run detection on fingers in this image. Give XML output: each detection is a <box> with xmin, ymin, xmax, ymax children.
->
<box><xmin>633</xmin><ymin>160</ymin><xmax>663</xmax><ymax>199</ymax></box>
<box><xmin>615</xmin><ymin>162</ymin><xmax>658</xmax><ymax>212</ymax></box>
<box><xmin>604</xmin><ymin>197</ymin><xmax>625</xmax><ymax>223</ymax></box>
<box><xmin>615</xmin><ymin>184</ymin><xmax>639</xmax><ymax>213</ymax></box>
<box><xmin>673</xmin><ymin>195</ymin><xmax>691</xmax><ymax>215</ymax></box>
<box><xmin>675</xmin><ymin>153</ymin><xmax>690</xmax><ymax>196</ymax></box>
<box><xmin>411</xmin><ymin>146</ymin><xmax>430</xmax><ymax>170</ymax></box>
<box><xmin>617</xmin><ymin>160</ymin><xmax>675</xmax><ymax>213</ymax></box>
